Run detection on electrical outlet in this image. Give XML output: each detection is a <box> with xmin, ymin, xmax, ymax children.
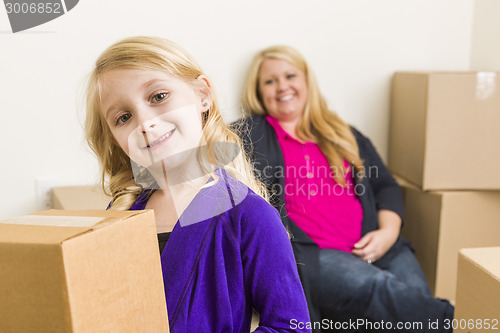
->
<box><xmin>35</xmin><ymin>177</ymin><xmax>59</xmax><ymax>211</ymax></box>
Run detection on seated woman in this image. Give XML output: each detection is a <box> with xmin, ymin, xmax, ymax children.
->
<box><xmin>235</xmin><ymin>45</ymin><xmax>454</xmax><ymax>332</ymax></box>
<box><xmin>84</xmin><ymin>37</ymin><xmax>311</xmax><ymax>332</ymax></box>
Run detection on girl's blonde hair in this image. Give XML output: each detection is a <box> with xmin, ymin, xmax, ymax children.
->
<box><xmin>242</xmin><ymin>45</ymin><xmax>364</xmax><ymax>185</ymax></box>
<box><xmin>86</xmin><ymin>36</ymin><xmax>267</xmax><ymax>210</ymax></box>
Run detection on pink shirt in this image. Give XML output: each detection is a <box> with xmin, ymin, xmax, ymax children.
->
<box><xmin>266</xmin><ymin>116</ymin><xmax>363</xmax><ymax>252</ymax></box>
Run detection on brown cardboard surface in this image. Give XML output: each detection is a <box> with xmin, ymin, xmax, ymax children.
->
<box><xmin>0</xmin><ymin>210</ymin><xmax>169</xmax><ymax>333</ymax></box>
<box><xmin>460</xmin><ymin>248</ymin><xmax>500</xmax><ymax>278</ymax></box>
<box><xmin>390</xmin><ymin>72</ymin><xmax>428</xmax><ymax>188</ymax></box>
<box><xmin>455</xmin><ymin>248</ymin><xmax>500</xmax><ymax>332</ymax></box>
<box><xmin>389</xmin><ymin>71</ymin><xmax>500</xmax><ymax>190</ymax></box>
<box><xmin>52</xmin><ymin>185</ymin><xmax>111</xmax><ymax>210</ymax></box>
<box><xmin>0</xmin><ymin>242</ymin><xmax>72</xmax><ymax>332</ymax></box>
<box><xmin>400</xmin><ymin>186</ymin><xmax>500</xmax><ymax>302</ymax></box>
<box><xmin>401</xmin><ymin>187</ymin><xmax>442</xmax><ymax>294</ymax></box>
<box><xmin>35</xmin><ymin>208</ymin><xmax>136</xmax><ymax>219</ymax></box>
<box><xmin>0</xmin><ymin>223</ymin><xmax>90</xmax><ymax>244</ymax></box>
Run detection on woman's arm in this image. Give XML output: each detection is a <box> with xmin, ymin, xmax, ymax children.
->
<box><xmin>351</xmin><ymin>129</ymin><xmax>404</xmax><ymax>262</ymax></box>
<box><xmin>356</xmin><ymin>129</ymin><xmax>404</xmax><ymax>219</ymax></box>
<box><xmin>352</xmin><ymin>209</ymin><xmax>401</xmax><ymax>262</ymax></box>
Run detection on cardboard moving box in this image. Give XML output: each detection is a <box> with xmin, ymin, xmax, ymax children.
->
<box><xmin>51</xmin><ymin>186</ymin><xmax>111</xmax><ymax>210</ymax></box>
<box><xmin>455</xmin><ymin>247</ymin><xmax>500</xmax><ymax>333</ymax></box>
<box><xmin>0</xmin><ymin>209</ymin><xmax>169</xmax><ymax>333</ymax></box>
<box><xmin>389</xmin><ymin>71</ymin><xmax>500</xmax><ymax>190</ymax></box>
<box><xmin>400</xmin><ymin>185</ymin><xmax>500</xmax><ymax>302</ymax></box>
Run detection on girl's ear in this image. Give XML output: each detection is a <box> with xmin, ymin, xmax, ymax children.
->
<box><xmin>196</xmin><ymin>75</ymin><xmax>213</xmax><ymax>112</ymax></box>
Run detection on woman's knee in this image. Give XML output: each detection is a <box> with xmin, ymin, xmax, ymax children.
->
<box><xmin>319</xmin><ymin>256</ymin><xmax>392</xmax><ymax>303</ymax></box>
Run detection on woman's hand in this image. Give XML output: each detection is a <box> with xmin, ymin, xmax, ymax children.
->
<box><xmin>351</xmin><ymin>209</ymin><xmax>401</xmax><ymax>263</ymax></box>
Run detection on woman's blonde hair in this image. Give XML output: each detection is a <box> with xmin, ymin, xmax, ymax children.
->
<box><xmin>86</xmin><ymin>36</ymin><xmax>267</xmax><ymax>210</ymax></box>
<box><xmin>242</xmin><ymin>45</ymin><xmax>364</xmax><ymax>185</ymax></box>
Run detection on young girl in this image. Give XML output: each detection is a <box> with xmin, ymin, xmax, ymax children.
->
<box><xmin>84</xmin><ymin>36</ymin><xmax>311</xmax><ymax>333</ymax></box>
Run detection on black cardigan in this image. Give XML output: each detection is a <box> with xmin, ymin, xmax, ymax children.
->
<box><xmin>234</xmin><ymin>115</ymin><xmax>410</xmax><ymax>329</ymax></box>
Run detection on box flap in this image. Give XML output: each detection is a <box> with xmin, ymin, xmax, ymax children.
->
<box><xmin>34</xmin><ymin>209</ymin><xmax>141</xmax><ymax>219</ymax></box>
<box><xmin>2</xmin><ymin>215</ymin><xmax>106</xmax><ymax>227</ymax></box>
<box><xmin>0</xmin><ymin>210</ymin><xmax>150</xmax><ymax>244</ymax></box>
<box><xmin>460</xmin><ymin>247</ymin><xmax>500</xmax><ymax>280</ymax></box>
<box><xmin>0</xmin><ymin>223</ymin><xmax>90</xmax><ymax>245</ymax></box>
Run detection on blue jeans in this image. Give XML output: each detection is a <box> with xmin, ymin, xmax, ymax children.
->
<box><xmin>319</xmin><ymin>247</ymin><xmax>454</xmax><ymax>332</ymax></box>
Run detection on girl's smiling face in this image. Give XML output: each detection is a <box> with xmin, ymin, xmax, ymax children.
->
<box><xmin>99</xmin><ymin>68</ymin><xmax>210</xmax><ymax>169</ymax></box>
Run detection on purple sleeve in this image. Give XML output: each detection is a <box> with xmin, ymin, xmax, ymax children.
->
<box><xmin>238</xmin><ymin>195</ymin><xmax>312</xmax><ymax>333</ymax></box>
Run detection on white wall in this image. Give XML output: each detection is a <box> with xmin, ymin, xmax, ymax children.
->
<box><xmin>0</xmin><ymin>0</ymin><xmax>474</xmax><ymax>218</ymax></box>
<box><xmin>470</xmin><ymin>0</ymin><xmax>500</xmax><ymax>70</ymax></box>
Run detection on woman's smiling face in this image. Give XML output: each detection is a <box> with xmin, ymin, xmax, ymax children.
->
<box><xmin>99</xmin><ymin>68</ymin><xmax>208</xmax><ymax>169</ymax></box>
<box><xmin>258</xmin><ymin>58</ymin><xmax>308</xmax><ymax>123</ymax></box>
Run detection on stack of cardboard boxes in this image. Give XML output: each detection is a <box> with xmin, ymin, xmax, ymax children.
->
<box><xmin>388</xmin><ymin>72</ymin><xmax>500</xmax><ymax>307</ymax></box>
